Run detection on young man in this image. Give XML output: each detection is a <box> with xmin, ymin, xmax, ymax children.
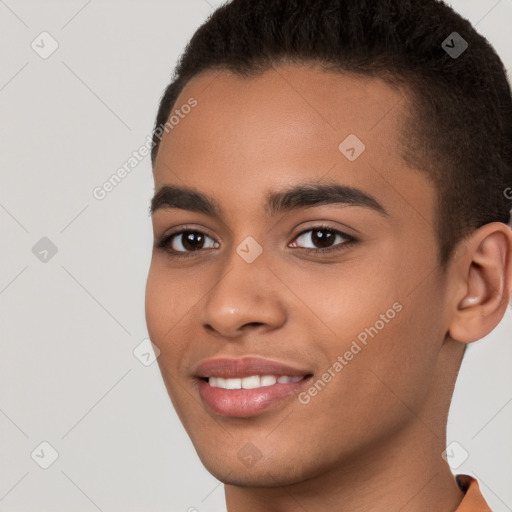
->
<box><xmin>145</xmin><ymin>0</ymin><xmax>512</xmax><ymax>510</ymax></box>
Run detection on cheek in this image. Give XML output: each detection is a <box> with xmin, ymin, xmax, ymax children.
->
<box><xmin>145</xmin><ymin>263</ymin><xmax>193</xmax><ymax>411</ymax></box>
<box><xmin>145</xmin><ymin>261</ymin><xmax>187</xmax><ymax>347</ymax></box>
<box><xmin>145</xmin><ymin>264</ymin><xmax>168</xmax><ymax>341</ymax></box>
<box><xmin>292</xmin><ymin>257</ymin><xmax>443</xmax><ymax>404</ymax></box>
<box><xmin>286</xmin><ymin>259</ymin><xmax>400</xmax><ymax>340</ymax></box>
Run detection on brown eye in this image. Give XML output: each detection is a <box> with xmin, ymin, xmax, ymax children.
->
<box><xmin>310</xmin><ymin>229</ymin><xmax>336</xmax><ymax>248</ymax></box>
<box><xmin>291</xmin><ymin>227</ymin><xmax>354</xmax><ymax>251</ymax></box>
<box><xmin>175</xmin><ymin>232</ymin><xmax>207</xmax><ymax>251</ymax></box>
<box><xmin>158</xmin><ymin>230</ymin><xmax>219</xmax><ymax>254</ymax></box>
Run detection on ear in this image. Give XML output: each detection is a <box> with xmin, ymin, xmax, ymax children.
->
<box><xmin>448</xmin><ymin>222</ymin><xmax>512</xmax><ymax>344</ymax></box>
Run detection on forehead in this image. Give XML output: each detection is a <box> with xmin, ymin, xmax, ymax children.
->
<box><xmin>154</xmin><ymin>64</ymin><xmax>435</xmax><ymax>228</ymax></box>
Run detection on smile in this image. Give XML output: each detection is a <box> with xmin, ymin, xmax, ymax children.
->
<box><xmin>194</xmin><ymin>356</ymin><xmax>313</xmax><ymax>417</ymax></box>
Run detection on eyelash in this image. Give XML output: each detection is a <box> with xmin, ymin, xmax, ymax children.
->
<box><xmin>156</xmin><ymin>224</ymin><xmax>357</xmax><ymax>259</ymax></box>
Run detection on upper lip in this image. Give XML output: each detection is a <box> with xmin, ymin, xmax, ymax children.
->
<box><xmin>194</xmin><ymin>356</ymin><xmax>312</xmax><ymax>379</ymax></box>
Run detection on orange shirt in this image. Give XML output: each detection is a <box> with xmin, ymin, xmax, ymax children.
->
<box><xmin>455</xmin><ymin>475</ymin><xmax>491</xmax><ymax>511</ymax></box>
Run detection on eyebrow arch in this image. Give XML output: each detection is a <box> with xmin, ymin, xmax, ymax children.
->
<box><xmin>150</xmin><ymin>181</ymin><xmax>389</xmax><ymax>218</ymax></box>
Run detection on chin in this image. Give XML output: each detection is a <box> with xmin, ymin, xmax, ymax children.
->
<box><xmin>196</xmin><ymin>447</ymin><xmax>324</xmax><ymax>488</ymax></box>
<box><xmin>207</xmin><ymin>465</ymin><xmax>307</xmax><ymax>488</ymax></box>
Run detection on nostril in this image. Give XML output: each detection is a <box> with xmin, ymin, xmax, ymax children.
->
<box><xmin>245</xmin><ymin>322</ymin><xmax>265</xmax><ymax>328</ymax></box>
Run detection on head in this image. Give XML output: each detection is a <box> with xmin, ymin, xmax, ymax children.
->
<box><xmin>145</xmin><ymin>0</ymin><xmax>512</xmax><ymax>491</ymax></box>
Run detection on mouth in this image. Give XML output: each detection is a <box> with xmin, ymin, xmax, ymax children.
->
<box><xmin>194</xmin><ymin>357</ymin><xmax>313</xmax><ymax>417</ymax></box>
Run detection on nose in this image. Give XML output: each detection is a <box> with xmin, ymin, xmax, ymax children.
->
<box><xmin>200</xmin><ymin>247</ymin><xmax>287</xmax><ymax>338</ymax></box>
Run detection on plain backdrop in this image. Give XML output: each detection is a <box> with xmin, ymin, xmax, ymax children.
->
<box><xmin>0</xmin><ymin>1</ymin><xmax>511</xmax><ymax>511</ymax></box>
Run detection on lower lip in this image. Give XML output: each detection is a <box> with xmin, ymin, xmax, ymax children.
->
<box><xmin>197</xmin><ymin>378</ymin><xmax>310</xmax><ymax>417</ymax></box>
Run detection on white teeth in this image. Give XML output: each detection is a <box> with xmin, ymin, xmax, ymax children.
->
<box><xmin>241</xmin><ymin>375</ymin><xmax>261</xmax><ymax>389</ymax></box>
<box><xmin>260</xmin><ymin>375</ymin><xmax>277</xmax><ymax>386</ymax></box>
<box><xmin>277</xmin><ymin>375</ymin><xmax>302</xmax><ymax>383</ymax></box>
<box><xmin>208</xmin><ymin>375</ymin><xmax>303</xmax><ymax>389</ymax></box>
<box><xmin>209</xmin><ymin>377</ymin><xmax>225</xmax><ymax>388</ymax></box>
<box><xmin>225</xmin><ymin>378</ymin><xmax>242</xmax><ymax>389</ymax></box>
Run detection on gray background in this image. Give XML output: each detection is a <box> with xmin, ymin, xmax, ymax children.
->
<box><xmin>0</xmin><ymin>1</ymin><xmax>511</xmax><ymax>511</ymax></box>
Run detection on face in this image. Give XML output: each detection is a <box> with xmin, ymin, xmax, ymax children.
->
<box><xmin>145</xmin><ymin>64</ymin><xmax>452</xmax><ymax>487</ymax></box>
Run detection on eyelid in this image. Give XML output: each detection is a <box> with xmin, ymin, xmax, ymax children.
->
<box><xmin>291</xmin><ymin>222</ymin><xmax>357</xmax><ymax>241</ymax></box>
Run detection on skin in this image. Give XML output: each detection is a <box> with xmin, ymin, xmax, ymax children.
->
<box><xmin>145</xmin><ymin>64</ymin><xmax>512</xmax><ymax>512</ymax></box>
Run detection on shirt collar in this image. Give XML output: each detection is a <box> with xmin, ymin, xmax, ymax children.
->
<box><xmin>455</xmin><ymin>474</ymin><xmax>492</xmax><ymax>511</ymax></box>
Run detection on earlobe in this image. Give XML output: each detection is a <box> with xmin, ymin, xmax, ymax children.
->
<box><xmin>448</xmin><ymin>223</ymin><xmax>512</xmax><ymax>344</ymax></box>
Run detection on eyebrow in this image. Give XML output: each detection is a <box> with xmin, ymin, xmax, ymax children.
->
<box><xmin>150</xmin><ymin>181</ymin><xmax>389</xmax><ymax>218</ymax></box>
